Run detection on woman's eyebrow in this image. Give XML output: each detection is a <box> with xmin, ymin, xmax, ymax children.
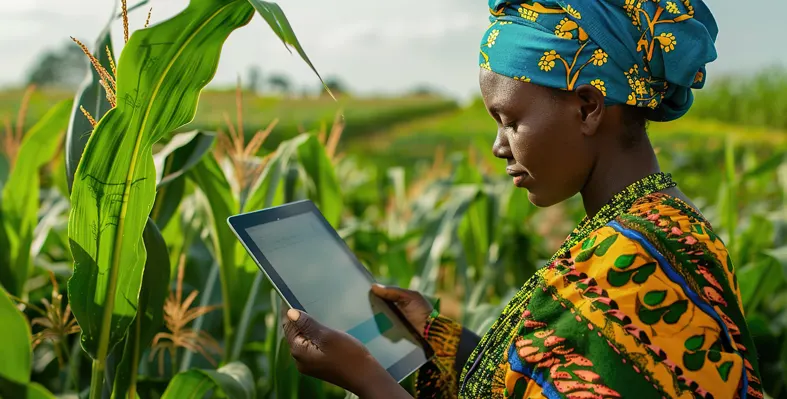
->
<box><xmin>487</xmin><ymin>104</ymin><xmax>505</xmax><ymax>117</ymax></box>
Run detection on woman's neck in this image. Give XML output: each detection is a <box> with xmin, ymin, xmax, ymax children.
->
<box><xmin>579</xmin><ymin>138</ymin><xmax>661</xmax><ymax>218</ymax></box>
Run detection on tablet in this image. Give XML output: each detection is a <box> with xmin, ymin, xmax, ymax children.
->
<box><xmin>227</xmin><ymin>199</ymin><xmax>433</xmax><ymax>382</ymax></box>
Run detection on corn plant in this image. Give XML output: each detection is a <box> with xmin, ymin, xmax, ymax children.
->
<box><xmin>0</xmin><ymin>90</ymin><xmax>72</xmax><ymax>298</ymax></box>
<box><xmin>0</xmin><ymin>285</ymin><xmax>55</xmax><ymax>398</ymax></box>
<box><xmin>42</xmin><ymin>0</ymin><xmax>332</xmax><ymax>397</ymax></box>
<box><xmin>176</xmin><ymin>84</ymin><xmax>346</xmax><ymax>397</ymax></box>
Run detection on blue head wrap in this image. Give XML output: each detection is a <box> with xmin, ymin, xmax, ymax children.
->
<box><xmin>479</xmin><ymin>0</ymin><xmax>718</xmax><ymax>121</ymax></box>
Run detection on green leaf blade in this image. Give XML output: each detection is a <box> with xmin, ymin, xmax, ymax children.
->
<box><xmin>246</xmin><ymin>1</ymin><xmax>334</xmax><ymax>98</ymax></box>
<box><xmin>162</xmin><ymin>362</ymin><xmax>256</xmax><ymax>399</ymax></box>
<box><xmin>0</xmin><ymin>287</ymin><xmax>31</xmax><ymax>385</ymax></box>
<box><xmin>152</xmin><ymin>130</ymin><xmax>216</xmax><ymax>229</ymax></box>
<box><xmin>296</xmin><ymin>135</ymin><xmax>343</xmax><ymax>226</ymax></box>
<box><xmin>26</xmin><ymin>382</ymin><xmax>56</xmax><ymax>399</ymax></box>
<box><xmin>244</xmin><ymin>134</ymin><xmax>309</xmax><ymax>213</ymax></box>
<box><xmin>112</xmin><ymin>219</ymin><xmax>171</xmax><ymax>399</ymax></box>
<box><xmin>67</xmin><ymin>0</ymin><xmax>255</xmax><ymax>361</ymax></box>
<box><xmin>1</xmin><ymin>99</ymin><xmax>73</xmax><ymax>296</ymax></box>
<box><xmin>188</xmin><ymin>154</ymin><xmax>244</xmax><ymax>356</ymax></box>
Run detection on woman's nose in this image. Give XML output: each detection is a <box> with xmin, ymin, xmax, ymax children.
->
<box><xmin>492</xmin><ymin>130</ymin><xmax>512</xmax><ymax>159</ymax></box>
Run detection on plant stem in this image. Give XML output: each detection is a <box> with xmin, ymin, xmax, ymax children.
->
<box><xmin>129</xmin><ymin>316</ymin><xmax>142</xmax><ymax>399</ymax></box>
<box><xmin>59</xmin><ymin>340</ymin><xmax>71</xmax><ymax>365</ymax></box>
<box><xmin>65</xmin><ymin>340</ymin><xmax>82</xmax><ymax>392</ymax></box>
<box><xmin>90</xmin><ymin>359</ymin><xmax>105</xmax><ymax>399</ymax></box>
<box><xmin>230</xmin><ymin>272</ymin><xmax>263</xmax><ymax>361</ymax></box>
<box><xmin>181</xmin><ymin>260</ymin><xmax>219</xmax><ymax>371</ymax></box>
<box><xmin>171</xmin><ymin>348</ymin><xmax>179</xmax><ymax>375</ymax></box>
<box><xmin>52</xmin><ymin>340</ymin><xmax>64</xmax><ymax>369</ymax></box>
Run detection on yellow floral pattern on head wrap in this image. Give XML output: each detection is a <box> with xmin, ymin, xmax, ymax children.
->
<box><xmin>478</xmin><ymin>0</ymin><xmax>718</xmax><ymax>121</ymax></box>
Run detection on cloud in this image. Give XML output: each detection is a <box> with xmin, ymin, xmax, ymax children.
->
<box><xmin>2</xmin><ymin>0</ymin><xmax>783</xmax><ymax>98</ymax></box>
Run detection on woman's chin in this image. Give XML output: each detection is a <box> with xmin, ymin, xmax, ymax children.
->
<box><xmin>526</xmin><ymin>190</ymin><xmax>562</xmax><ymax>208</ymax></box>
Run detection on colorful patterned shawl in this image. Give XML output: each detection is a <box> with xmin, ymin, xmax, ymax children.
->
<box><xmin>415</xmin><ymin>194</ymin><xmax>764</xmax><ymax>398</ymax></box>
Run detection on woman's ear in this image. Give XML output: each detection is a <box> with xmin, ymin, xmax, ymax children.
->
<box><xmin>575</xmin><ymin>84</ymin><xmax>605</xmax><ymax>136</ymax></box>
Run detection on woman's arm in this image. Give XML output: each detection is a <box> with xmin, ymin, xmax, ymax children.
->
<box><xmin>356</xmin><ymin>371</ymin><xmax>414</xmax><ymax>399</ymax></box>
<box><xmin>369</xmin><ymin>285</ymin><xmax>481</xmax><ymax>397</ymax></box>
<box><xmin>357</xmin><ymin>328</ymin><xmax>482</xmax><ymax>399</ymax></box>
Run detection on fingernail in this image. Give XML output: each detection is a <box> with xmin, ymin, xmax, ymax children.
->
<box><xmin>373</xmin><ymin>283</ymin><xmax>385</xmax><ymax>288</ymax></box>
<box><xmin>287</xmin><ymin>308</ymin><xmax>300</xmax><ymax>321</ymax></box>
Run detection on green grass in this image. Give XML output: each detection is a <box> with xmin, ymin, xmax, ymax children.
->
<box><xmin>346</xmin><ymin>95</ymin><xmax>787</xmax><ymax>168</ymax></box>
<box><xmin>0</xmin><ymin>87</ymin><xmax>458</xmax><ymax>149</ymax></box>
<box><xmin>689</xmin><ymin>67</ymin><xmax>787</xmax><ymax>130</ymax></box>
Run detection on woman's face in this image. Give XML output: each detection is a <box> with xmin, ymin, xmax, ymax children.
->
<box><xmin>479</xmin><ymin>68</ymin><xmax>597</xmax><ymax>207</ymax></box>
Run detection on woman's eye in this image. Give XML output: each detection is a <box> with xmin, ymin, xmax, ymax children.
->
<box><xmin>503</xmin><ymin>121</ymin><xmax>517</xmax><ymax>130</ymax></box>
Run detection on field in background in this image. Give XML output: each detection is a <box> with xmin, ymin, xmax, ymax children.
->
<box><xmin>3</xmin><ymin>75</ymin><xmax>787</xmax><ymax>396</ymax></box>
<box><xmin>4</xmin><ymin>85</ymin><xmax>786</xmax><ymax>215</ymax></box>
<box><xmin>4</xmin><ymin>85</ymin><xmax>785</xmax><ymax>165</ymax></box>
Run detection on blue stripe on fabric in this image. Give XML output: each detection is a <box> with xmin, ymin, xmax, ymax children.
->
<box><xmin>507</xmin><ymin>344</ymin><xmax>561</xmax><ymax>399</ymax></box>
<box><xmin>607</xmin><ymin>220</ymin><xmax>748</xmax><ymax>399</ymax></box>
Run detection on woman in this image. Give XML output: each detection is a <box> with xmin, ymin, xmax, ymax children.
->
<box><xmin>282</xmin><ymin>0</ymin><xmax>765</xmax><ymax>398</ymax></box>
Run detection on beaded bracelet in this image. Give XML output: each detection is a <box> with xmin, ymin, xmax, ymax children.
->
<box><xmin>423</xmin><ymin>308</ymin><xmax>440</xmax><ymax>339</ymax></box>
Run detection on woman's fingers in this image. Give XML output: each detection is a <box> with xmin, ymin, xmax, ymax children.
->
<box><xmin>283</xmin><ymin>310</ymin><xmax>325</xmax><ymax>359</ymax></box>
<box><xmin>371</xmin><ymin>283</ymin><xmax>413</xmax><ymax>303</ymax></box>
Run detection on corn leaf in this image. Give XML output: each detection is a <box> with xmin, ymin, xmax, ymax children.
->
<box><xmin>179</xmin><ymin>258</ymin><xmax>221</xmax><ymax>372</ymax></box>
<box><xmin>415</xmin><ymin>186</ymin><xmax>480</xmax><ymax>296</ymax></box>
<box><xmin>31</xmin><ymin>191</ymin><xmax>70</xmax><ymax>259</ymax></box>
<box><xmin>221</xmin><ymin>135</ymin><xmax>312</xmax><ymax>359</ymax></box>
<box><xmin>244</xmin><ymin>133</ymin><xmax>310</xmax><ymax>213</ymax></box>
<box><xmin>0</xmin><ymin>286</ymin><xmax>56</xmax><ymax>398</ymax></box>
<box><xmin>743</xmin><ymin>152</ymin><xmax>786</xmax><ymax>179</ymax></box>
<box><xmin>295</xmin><ymin>135</ymin><xmax>343</xmax><ymax>226</ymax></box>
<box><xmin>0</xmin><ymin>100</ymin><xmax>72</xmax><ymax>297</ymax></box>
<box><xmin>161</xmin><ymin>362</ymin><xmax>256</xmax><ymax>399</ymax></box>
<box><xmin>25</xmin><ymin>383</ymin><xmax>56</xmax><ymax>399</ymax></box>
<box><xmin>152</xmin><ymin>131</ymin><xmax>216</xmax><ymax>229</ymax></box>
<box><xmin>765</xmin><ymin>246</ymin><xmax>787</xmax><ymax>282</ymax></box>
<box><xmin>65</xmin><ymin>3</ymin><xmax>116</xmax><ymax>192</ymax></box>
<box><xmin>246</xmin><ymin>0</ymin><xmax>333</xmax><ymax>98</ymax></box>
<box><xmin>738</xmin><ymin>258</ymin><xmax>783</xmax><ymax>315</ymax></box>
<box><xmin>188</xmin><ymin>134</ymin><xmax>307</xmax><ymax>357</ymax></box>
<box><xmin>67</xmin><ymin>0</ymin><xmax>255</xmax><ymax>361</ymax></box>
<box><xmin>0</xmin><ymin>286</ymin><xmax>30</xmax><ymax>387</ymax></box>
<box><xmin>112</xmin><ymin>218</ymin><xmax>171</xmax><ymax>399</ymax></box>
<box><xmin>188</xmin><ymin>153</ymin><xmax>245</xmax><ymax>357</ymax></box>
<box><xmin>155</xmin><ymin>131</ymin><xmax>216</xmax><ymax>188</ymax></box>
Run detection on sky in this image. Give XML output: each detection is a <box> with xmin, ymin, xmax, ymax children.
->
<box><xmin>0</xmin><ymin>0</ymin><xmax>783</xmax><ymax>101</ymax></box>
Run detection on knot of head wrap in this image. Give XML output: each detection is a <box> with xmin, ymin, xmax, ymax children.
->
<box><xmin>479</xmin><ymin>0</ymin><xmax>718</xmax><ymax>121</ymax></box>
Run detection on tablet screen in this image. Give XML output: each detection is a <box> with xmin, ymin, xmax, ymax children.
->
<box><xmin>230</xmin><ymin>202</ymin><xmax>431</xmax><ymax>380</ymax></box>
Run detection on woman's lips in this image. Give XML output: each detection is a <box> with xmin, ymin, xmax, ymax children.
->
<box><xmin>512</xmin><ymin>173</ymin><xmax>528</xmax><ymax>187</ymax></box>
<box><xmin>506</xmin><ymin>166</ymin><xmax>530</xmax><ymax>187</ymax></box>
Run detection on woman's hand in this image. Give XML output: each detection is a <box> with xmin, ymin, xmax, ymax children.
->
<box><xmin>282</xmin><ymin>309</ymin><xmax>409</xmax><ymax>398</ymax></box>
<box><xmin>370</xmin><ymin>284</ymin><xmax>434</xmax><ymax>337</ymax></box>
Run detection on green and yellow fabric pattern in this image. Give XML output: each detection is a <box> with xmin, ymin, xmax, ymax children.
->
<box><xmin>415</xmin><ymin>193</ymin><xmax>764</xmax><ymax>398</ymax></box>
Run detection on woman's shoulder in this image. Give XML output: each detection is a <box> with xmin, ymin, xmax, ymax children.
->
<box><xmin>522</xmin><ymin>193</ymin><xmax>764</xmax><ymax>398</ymax></box>
<box><xmin>564</xmin><ymin>192</ymin><xmax>736</xmax><ymax>298</ymax></box>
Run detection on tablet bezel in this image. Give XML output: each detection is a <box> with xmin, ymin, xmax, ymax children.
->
<box><xmin>227</xmin><ymin>199</ymin><xmax>434</xmax><ymax>383</ymax></box>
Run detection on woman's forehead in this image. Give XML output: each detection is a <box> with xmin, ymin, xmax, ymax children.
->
<box><xmin>481</xmin><ymin>69</ymin><xmax>549</xmax><ymax>111</ymax></box>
